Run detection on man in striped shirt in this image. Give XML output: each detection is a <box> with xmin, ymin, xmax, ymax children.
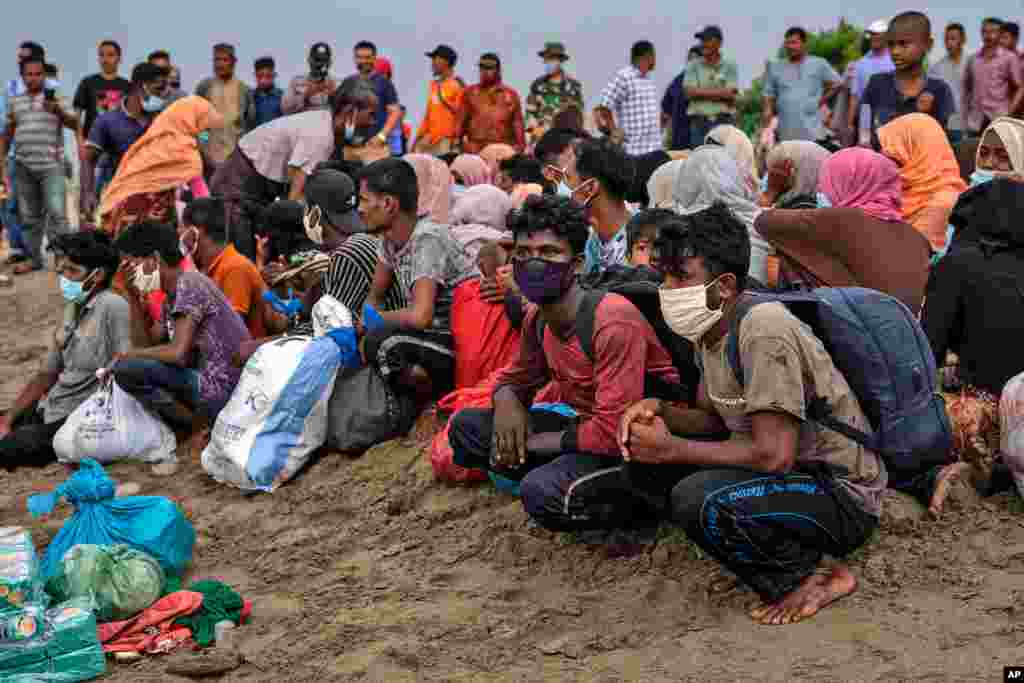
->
<box><xmin>0</xmin><ymin>55</ymin><xmax>78</xmax><ymax>273</ymax></box>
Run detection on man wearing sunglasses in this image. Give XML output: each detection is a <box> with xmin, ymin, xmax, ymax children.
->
<box><xmin>455</xmin><ymin>53</ymin><xmax>525</xmax><ymax>154</ymax></box>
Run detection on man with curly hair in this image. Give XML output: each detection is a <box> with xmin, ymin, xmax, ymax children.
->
<box><xmin>449</xmin><ymin>194</ymin><xmax>685</xmax><ymax>534</ymax></box>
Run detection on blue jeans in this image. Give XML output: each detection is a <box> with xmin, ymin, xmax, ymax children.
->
<box><xmin>112</xmin><ymin>358</ymin><xmax>214</xmax><ymax>428</ymax></box>
<box><xmin>3</xmin><ymin>157</ymin><xmax>26</xmax><ymax>255</ymax></box>
<box><xmin>13</xmin><ymin>160</ymin><xmax>68</xmax><ymax>269</ymax></box>
<box><xmin>670</xmin><ymin>467</ymin><xmax>877</xmax><ymax>602</ymax></box>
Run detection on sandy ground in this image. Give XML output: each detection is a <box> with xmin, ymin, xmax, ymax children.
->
<box><xmin>1</xmin><ymin>267</ymin><xmax>1022</xmax><ymax>683</ymax></box>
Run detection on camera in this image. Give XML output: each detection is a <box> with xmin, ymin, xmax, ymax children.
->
<box><xmin>308</xmin><ymin>43</ymin><xmax>332</xmax><ymax>83</ymax></box>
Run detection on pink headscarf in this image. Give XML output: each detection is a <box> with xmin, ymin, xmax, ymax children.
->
<box><xmin>480</xmin><ymin>144</ymin><xmax>517</xmax><ymax>178</ymax></box>
<box><xmin>451</xmin><ymin>154</ymin><xmax>491</xmax><ymax>187</ymax></box>
<box><xmin>403</xmin><ymin>154</ymin><xmax>452</xmax><ymax>223</ymax></box>
<box><xmin>818</xmin><ymin>148</ymin><xmax>904</xmax><ymax>222</ymax></box>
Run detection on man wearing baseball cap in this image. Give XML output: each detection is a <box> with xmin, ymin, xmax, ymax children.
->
<box><xmin>525</xmin><ymin>42</ymin><xmax>584</xmax><ymax>144</ymax></box>
<box><xmin>847</xmin><ymin>20</ymin><xmax>895</xmax><ymax>139</ymax></box>
<box><xmin>412</xmin><ymin>45</ymin><xmax>464</xmax><ymax>155</ymax></box>
<box><xmin>684</xmin><ymin>26</ymin><xmax>740</xmax><ymax>145</ymax></box>
<box><xmin>456</xmin><ymin>53</ymin><xmax>525</xmax><ymax>153</ymax></box>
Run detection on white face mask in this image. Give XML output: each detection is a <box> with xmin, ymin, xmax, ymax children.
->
<box><xmin>304</xmin><ymin>205</ymin><xmax>324</xmax><ymax>245</ymax></box>
<box><xmin>659</xmin><ymin>277</ymin><xmax>725</xmax><ymax>344</ymax></box>
<box><xmin>133</xmin><ymin>261</ymin><xmax>161</xmax><ymax>295</ymax></box>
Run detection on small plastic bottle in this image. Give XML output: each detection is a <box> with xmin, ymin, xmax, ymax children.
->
<box><xmin>214</xmin><ymin>620</ymin><xmax>236</xmax><ymax>651</ymax></box>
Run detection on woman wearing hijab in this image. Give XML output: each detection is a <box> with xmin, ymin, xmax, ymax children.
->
<box><xmin>646</xmin><ymin>158</ymin><xmax>685</xmax><ymax>208</ymax></box>
<box><xmin>705</xmin><ymin>124</ymin><xmax>759</xmax><ymax>189</ymax></box>
<box><xmin>450</xmin><ymin>185</ymin><xmax>513</xmax><ymax>261</ymax></box>
<box><xmin>99</xmin><ymin>96</ymin><xmax>223</xmax><ymax>235</ymax></box>
<box><xmin>754</xmin><ymin>147</ymin><xmax>930</xmax><ymax>314</ymax></box>
<box><xmin>479</xmin><ymin>143</ymin><xmax>517</xmax><ymax>181</ymax></box>
<box><xmin>402</xmin><ymin>153</ymin><xmax>452</xmax><ymax>224</ymax></box>
<box><xmin>921</xmin><ymin>178</ymin><xmax>1024</xmax><ymax>513</ymax></box>
<box><xmin>877</xmin><ymin>113</ymin><xmax>968</xmax><ymax>254</ymax></box>
<box><xmin>450</xmin><ymin>154</ymin><xmax>491</xmax><ymax>187</ymax></box>
<box><xmin>972</xmin><ymin>117</ymin><xmax>1024</xmax><ymax>184</ymax></box>
<box><xmin>673</xmin><ymin>146</ymin><xmax>771</xmax><ymax>284</ymax></box>
<box><xmin>759</xmin><ymin>140</ymin><xmax>832</xmax><ymax>209</ymax></box>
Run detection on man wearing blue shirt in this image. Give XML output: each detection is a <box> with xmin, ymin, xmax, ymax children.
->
<box><xmin>247</xmin><ymin>56</ymin><xmax>283</xmax><ymax>131</ymax></box>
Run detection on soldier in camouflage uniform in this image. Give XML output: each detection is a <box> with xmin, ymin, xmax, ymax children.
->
<box><xmin>525</xmin><ymin>42</ymin><xmax>584</xmax><ymax>144</ymax></box>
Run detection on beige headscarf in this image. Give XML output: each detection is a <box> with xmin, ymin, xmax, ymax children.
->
<box><xmin>766</xmin><ymin>141</ymin><xmax>833</xmax><ymax>206</ymax></box>
<box><xmin>977</xmin><ymin>117</ymin><xmax>1024</xmax><ymax>174</ymax></box>
<box><xmin>705</xmin><ymin>124</ymin><xmax>759</xmax><ymax>187</ymax></box>
<box><xmin>646</xmin><ymin>159</ymin><xmax>685</xmax><ymax>208</ymax></box>
<box><xmin>403</xmin><ymin>153</ymin><xmax>452</xmax><ymax>223</ymax></box>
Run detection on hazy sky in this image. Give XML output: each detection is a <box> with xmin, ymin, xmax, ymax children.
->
<box><xmin>4</xmin><ymin>1</ymin><xmax>1012</xmax><ymax>125</ymax></box>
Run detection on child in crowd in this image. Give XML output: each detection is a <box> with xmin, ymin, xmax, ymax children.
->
<box><xmin>860</xmin><ymin>12</ymin><xmax>956</xmax><ymax>146</ymax></box>
<box><xmin>626</xmin><ymin>208</ymin><xmax>678</xmax><ymax>267</ymax></box>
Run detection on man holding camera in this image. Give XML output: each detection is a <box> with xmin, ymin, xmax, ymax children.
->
<box><xmin>0</xmin><ymin>54</ymin><xmax>77</xmax><ymax>274</ymax></box>
<box><xmin>282</xmin><ymin>42</ymin><xmax>339</xmax><ymax>115</ymax></box>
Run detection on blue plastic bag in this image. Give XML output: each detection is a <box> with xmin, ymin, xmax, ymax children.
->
<box><xmin>28</xmin><ymin>460</ymin><xmax>195</xmax><ymax>580</ymax></box>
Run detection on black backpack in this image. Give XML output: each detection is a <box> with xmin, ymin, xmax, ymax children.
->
<box><xmin>536</xmin><ymin>266</ymin><xmax>700</xmax><ymax>404</ymax></box>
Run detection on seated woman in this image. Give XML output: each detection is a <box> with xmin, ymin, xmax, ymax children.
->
<box><xmin>759</xmin><ymin>140</ymin><xmax>832</xmax><ymax>209</ymax></box>
<box><xmin>0</xmin><ymin>233</ymin><xmax>131</xmax><ymax>470</ymax></box>
<box><xmin>112</xmin><ymin>221</ymin><xmax>252</xmax><ymax>429</ymax></box>
<box><xmin>705</xmin><ymin>124</ymin><xmax>759</xmax><ymax>190</ymax></box>
<box><xmin>645</xmin><ymin>159</ymin><xmax>685</xmax><ymax>209</ymax></box>
<box><xmin>671</xmin><ymin>147</ymin><xmax>771</xmax><ymax>286</ymax></box>
<box><xmin>403</xmin><ymin>153</ymin><xmax>452</xmax><ymax>223</ymax></box>
<box><xmin>877</xmin><ymin>113</ymin><xmax>967</xmax><ymax>254</ymax></box>
<box><xmin>450</xmin><ymin>154</ymin><xmax>491</xmax><ymax>203</ymax></box>
<box><xmin>754</xmin><ymin>147</ymin><xmax>931</xmax><ymax>315</ymax></box>
<box><xmin>922</xmin><ymin>178</ymin><xmax>1024</xmax><ymax>512</ymax></box>
<box><xmin>450</xmin><ymin>184</ymin><xmax>513</xmax><ymax>262</ymax></box>
<box><xmin>970</xmin><ymin>117</ymin><xmax>1024</xmax><ymax>186</ymax></box>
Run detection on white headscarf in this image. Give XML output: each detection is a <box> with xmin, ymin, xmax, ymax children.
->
<box><xmin>766</xmin><ymin>140</ymin><xmax>833</xmax><ymax>206</ymax></box>
<box><xmin>673</xmin><ymin>146</ymin><xmax>773</xmax><ymax>284</ymax></box>
<box><xmin>647</xmin><ymin>159</ymin><xmax>685</xmax><ymax>208</ymax></box>
<box><xmin>979</xmin><ymin>117</ymin><xmax>1024</xmax><ymax>174</ymax></box>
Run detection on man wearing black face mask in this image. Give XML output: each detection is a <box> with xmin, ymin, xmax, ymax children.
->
<box><xmin>448</xmin><ymin>194</ymin><xmax>684</xmax><ymax>536</ymax></box>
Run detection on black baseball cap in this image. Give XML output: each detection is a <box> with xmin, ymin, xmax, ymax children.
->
<box><xmin>426</xmin><ymin>44</ymin><xmax>458</xmax><ymax>66</ymax></box>
<box><xmin>309</xmin><ymin>42</ymin><xmax>332</xmax><ymax>61</ymax></box>
<box><xmin>695</xmin><ymin>25</ymin><xmax>724</xmax><ymax>41</ymax></box>
<box><xmin>131</xmin><ymin>62</ymin><xmax>169</xmax><ymax>86</ymax></box>
<box><xmin>304</xmin><ymin>169</ymin><xmax>365</xmax><ymax>234</ymax></box>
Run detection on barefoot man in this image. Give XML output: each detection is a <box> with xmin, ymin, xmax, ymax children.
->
<box><xmin>620</xmin><ymin>205</ymin><xmax>885</xmax><ymax>625</ymax></box>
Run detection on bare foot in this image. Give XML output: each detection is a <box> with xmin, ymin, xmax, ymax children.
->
<box><xmin>929</xmin><ymin>462</ymin><xmax>970</xmax><ymax>517</ymax></box>
<box><xmin>749</xmin><ymin>565</ymin><xmax>857</xmax><ymax>625</ymax></box>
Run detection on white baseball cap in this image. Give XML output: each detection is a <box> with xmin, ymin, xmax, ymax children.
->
<box><xmin>867</xmin><ymin>19</ymin><xmax>889</xmax><ymax>35</ymax></box>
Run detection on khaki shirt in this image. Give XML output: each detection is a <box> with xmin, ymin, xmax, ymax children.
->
<box><xmin>700</xmin><ymin>302</ymin><xmax>887</xmax><ymax>515</ymax></box>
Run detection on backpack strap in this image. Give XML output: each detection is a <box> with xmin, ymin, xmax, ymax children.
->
<box><xmin>725</xmin><ymin>293</ymin><xmax>879</xmax><ymax>452</ymax></box>
<box><xmin>575</xmin><ymin>290</ymin><xmax>607</xmax><ymax>362</ymax></box>
<box><xmin>531</xmin><ymin>290</ymin><xmax>606</xmax><ymax>362</ymax></box>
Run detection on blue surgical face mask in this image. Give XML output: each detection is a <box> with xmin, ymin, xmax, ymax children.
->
<box><xmin>970</xmin><ymin>169</ymin><xmax>995</xmax><ymax>187</ymax></box>
<box><xmin>816</xmin><ymin>192</ymin><xmax>833</xmax><ymax>208</ymax></box>
<box><xmin>197</xmin><ymin>131</ymin><xmax>210</xmax><ymax>145</ymax></box>
<box><xmin>556</xmin><ymin>180</ymin><xmax>572</xmax><ymax>197</ymax></box>
<box><xmin>142</xmin><ymin>95</ymin><xmax>167</xmax><ymax>113</ymax></box>
<box><xmin>544</xmin><ymin>61</ymin><xmax>560</xmax><ymax>76</ymax></box>
<box><xmin>59</xmin><ymin>270</ymin><xmax>96</xmax><ymax>303</ymax></box>
<box><xmin>344</xmin><ymin>122</ymin><xmax>356</xmax><ymax>142</ymax></box>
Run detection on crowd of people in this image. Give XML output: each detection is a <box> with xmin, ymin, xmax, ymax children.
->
<box><xmin>3</xmin><ymin>10</ymin><xmax>1024</xmax><ymax>627</ymax></box>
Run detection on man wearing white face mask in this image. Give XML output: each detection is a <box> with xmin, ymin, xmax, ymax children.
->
<box><xmin>620</xmin><ymin>203</ymin><xmax>885</xmax><ymax>627</ymax></box>
<box><xmin>112</xmin><ymin>220</ymin><xmax>252</xmax><ymax>429</ymax></box>
<box><xmin>525</xmin><ymin>42</ymin><xmax>584</xmax><ymax>146</ymax></box>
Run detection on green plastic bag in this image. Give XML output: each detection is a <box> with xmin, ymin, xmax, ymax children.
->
<box><xmin>46</xmin><ymin>545</ymin><xmax>164</xmax><ymax>623</ymax></box>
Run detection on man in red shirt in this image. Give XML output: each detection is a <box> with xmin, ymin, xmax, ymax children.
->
<box><xmin>455</xmin><ymin>53</ymin><xmax>525</xmax><ymax>153</ymax></box>
<box><xmin>449</xmin><ymin>194</ymin><xmax>684</xmax><ymax>533</ymax></box>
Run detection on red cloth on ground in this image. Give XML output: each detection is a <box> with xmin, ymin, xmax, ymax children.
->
<box><xmin>98</xmin><ymin>590</ymin><xmax>203</xmax><ymax>654</ymax></box>
<box><xmin>450</xmin><ymin>279</ymin><xmax>521</xmax><ymax>390</ymax></box>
